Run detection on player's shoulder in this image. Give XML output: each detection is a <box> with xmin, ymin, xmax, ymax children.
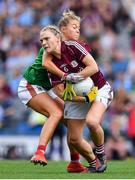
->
<box><xmin>64</xmin><ymin>40</ymin><xmax>81</xmax><ymax>46</ymax></box>
<box><xmin>64</xmin><ymin>40</ymin><xmax>90</xmax><ymax>50</ymax></box>
<box><xmin>63</xmin><ymin>40</ymin><xmax>90</xmax><ymax>55</ymax></box>
<box><xmin>64</xmin><ymin>40</ymin><xmax>87</xmax><ymax>50</ymax></box>
<box><xmin>78</xmin><ymin>40</ymin><xmax>91</xmax><ymax>52</ymax></box>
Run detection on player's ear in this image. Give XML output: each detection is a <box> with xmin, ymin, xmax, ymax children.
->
<box><xmin>60</xmin><ymin>26</ymin><xmax>66</xmax><ymax>33</ymax></box>
<box><xmin>56</xmin><ymin>34</ymin><xmax>61</xmax><ymax>42</ymax></box>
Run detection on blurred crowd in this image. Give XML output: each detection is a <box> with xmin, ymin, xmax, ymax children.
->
<box><xmin>0</xmin><ymin>0</ymin><xmax>135</xmax><ymax>160</ymax></box>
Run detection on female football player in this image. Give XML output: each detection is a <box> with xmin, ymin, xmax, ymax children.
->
<box><xmin>41</xmin><ymin>22</ymin><xmax>113</xmax><ymax>172</ymax></box>
<box><xmin>18</xmin><ymin>11</ymin><xmax>98</xmax><ymax>173</ymax></box>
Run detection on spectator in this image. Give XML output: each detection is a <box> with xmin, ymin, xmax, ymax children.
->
<box><xmin>127</xmin><ymin>105</ymin><xmax>135</xmax><ymax>157</ymax></box>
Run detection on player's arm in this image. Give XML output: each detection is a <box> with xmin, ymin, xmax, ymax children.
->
<box><xmin>42</xmin><ymin>51</ymin><xmax>84</xmax><ymax>83</ymax></box>
<box><xmin>42</xmin><ymin>49</ymin><xmax>97</xmax><ymax>102</ymax></box>
<box><xmin>78</xmin><ymin>53</ymin><xmax>99</xmax><ymax>78</ymax></box>
<box><xmin>42</xmin><ymin>51</ymin><xmax>81</xmax><ymax>100</ymax></box>
<box><xmin>42</xmin><ymin>51</ymin><xmax>65</xmax><ymax>78</ymax></box>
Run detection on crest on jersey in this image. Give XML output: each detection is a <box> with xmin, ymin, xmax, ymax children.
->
<box><xmin>71</xmin><ymin>60</ymin><xmax>78</xmax><ymax>68</ymax></box>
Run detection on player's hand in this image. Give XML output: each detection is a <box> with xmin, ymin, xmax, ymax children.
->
<box><xmin>62</xmin><ymin>82</ymin><xmax>77</xmax><ymax>101</ymax></box>
<box><xmin>62</xmin><ymin>73</ymin><xmax>84</xmax><ymax>83</ymax></box>
<box><xmin>85</xmin><ymin>86</ymin><xmax>98</xmax><ymax>103</ymax></box>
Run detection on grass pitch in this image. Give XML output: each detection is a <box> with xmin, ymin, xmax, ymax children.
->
<box><xmin>0</xmin><ymin>159</ymin><xmax>134</xmax><ymax>179</ymax></box>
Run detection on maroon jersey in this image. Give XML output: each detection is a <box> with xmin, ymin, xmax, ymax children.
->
<box><xmin>50</xmin><ymin>40</ymin><xmax>106</xmax><ymax>89</ymax></box>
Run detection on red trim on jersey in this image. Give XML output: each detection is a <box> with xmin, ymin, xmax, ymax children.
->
<box><xmin>26</xmin><ymin>82</ymin><xmax>37</xmax><ymax>97</ymax></box>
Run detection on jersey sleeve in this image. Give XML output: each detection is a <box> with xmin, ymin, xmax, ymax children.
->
<box><xmin>65</xmin><ymin>40</ymin><xmax>89</xmax><ymax>62</ymax></box>
<box><xmin>84</xmin><ymin>43</ymin><xmax>91</xmax><ymax>53</ymax></box>
<box><xmin>79</xmin><ymin>41</ymin><xmax>91</xmax><ymax>53</ymax></box>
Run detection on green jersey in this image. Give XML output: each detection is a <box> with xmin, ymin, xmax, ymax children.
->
<box><xmin>23</xmin><ymin>47</ymin><xmax>52</xmax><ymax>90</ymax></box>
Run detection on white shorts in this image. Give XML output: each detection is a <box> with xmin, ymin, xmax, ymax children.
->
<box><xmin>64</xmin><ymin>102</ymin><xmax>91</xmax><ymax>119</ymax></box>
<box><xmin>18</xmin><ymin>78</ymin><xmax>57</xmax><ymax>105</ymax></box>
<box><xmin>95</xmin><ymin>82</ymin><xmax>113</xmax><ymax>108</ymax></box>
<box><xmin>64</xmin><ymin>82</ymin><xmax>113</xmax><ymax>119</ymax></box>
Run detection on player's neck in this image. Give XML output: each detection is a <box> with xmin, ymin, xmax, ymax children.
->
<box><xmin>52</xmin><ymin>44</ymin><xmax>61</xmax><ymax>59</ymax></box>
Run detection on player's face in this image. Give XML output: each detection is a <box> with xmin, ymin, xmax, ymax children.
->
<box><xmin>61</xmin><ymin>19</ymin><xmax>80</xmax><ymax>40</ymax></box>
<box><xmin>40</xmin><ymin>30</ymin><xmax>60</xmax><ymax>53</ymax></box>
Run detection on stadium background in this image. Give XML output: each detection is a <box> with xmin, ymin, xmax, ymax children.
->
<box><xmin>0</xmin><ymin>0</ymin><xmax>135</xmax><ymax>161</ymax></box>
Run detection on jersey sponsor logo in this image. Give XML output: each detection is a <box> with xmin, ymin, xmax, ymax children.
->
<box><xmin>71</xmin><ymin>60</ymin><xmax>78</xmax><ymax>68</ymax></box>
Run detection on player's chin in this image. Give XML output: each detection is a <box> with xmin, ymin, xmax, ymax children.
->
<box><xmin>45</xmin><ymin>48</ymin><xmax>50</xmax><ymax>53</ymax></box>
<box><xmin>73</xmin><ymin>36</ymin><xmax>79</xmax><ymax>41</ymax></box>
<box><xmin>75</xmin><ymin>35</ymin><xmax>80</xmax><ymax>40</ymax></box>
<box><xmin>44</xmin><ymin>47</ymin><xmax>51</xmax><ymax>53</ymax></box>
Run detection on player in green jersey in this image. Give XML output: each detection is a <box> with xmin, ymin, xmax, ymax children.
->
<box><xmin>23</xmin><ymin>47</ymin><xmax>52</xmax><ymax>91</ymax></box>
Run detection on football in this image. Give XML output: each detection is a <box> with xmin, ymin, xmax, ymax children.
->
<box><xmin>73</xmin><ymin>77</ymin><xmax>94</xmax><ymax>96</ymax></box>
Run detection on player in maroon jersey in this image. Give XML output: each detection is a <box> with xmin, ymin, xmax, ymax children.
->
<box><xmin>42</xmin><ymin>11</ymin><xmax>99</xmax><ymax>172</ymax></box>
<box><xmin>29</xmin><ymin>11</ymin><xmax>97</xmax><ymax>173</ymax></box>
<box><xmin>41</xmin><ymin>23</ymin><xmax>113</xmax><ymax>172</ymax></box>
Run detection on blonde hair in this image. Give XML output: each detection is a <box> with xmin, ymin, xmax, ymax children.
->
<box><xmin>58</xmin><ymin>10</ymin><xmax>81</xmax><ymax>29</ymax></box>
<box><xmin>40</xmin><ymin>25</ymin><xmax>62</xmax><ymax>40</ymax></box>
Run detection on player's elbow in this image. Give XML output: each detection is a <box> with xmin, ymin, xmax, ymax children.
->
<box><xmin>88</xmin><ymin>64</ymin><xmax>99</xmax><ymax>75</ymax></box>
<box><xmin>93</xmin><ymin>64</ymin><xmax>99</xmax><ymax>74</ymax></box>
